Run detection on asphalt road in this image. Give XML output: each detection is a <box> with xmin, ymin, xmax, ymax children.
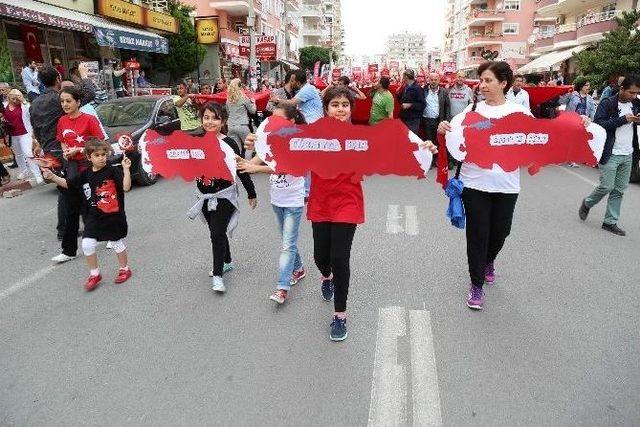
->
<box><xmin>1</xmin><ymin>165</ymin><xmax>639</xmax><ymax>426</ymax></box>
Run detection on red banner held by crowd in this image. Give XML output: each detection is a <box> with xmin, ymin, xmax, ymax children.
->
<box><xmin>139</xmin><ymin>130</ymin><xmax>235</xmax><ymax>182</ymax></box>
<box><xmin>254</xmin><ymin>116</ymin><xmax>433</xmax><ymax>182</ymax></box>
<box><xmin>444</xmin><ymin>111</ymin><xmax>606</xmax><ymax>176</ymax></box>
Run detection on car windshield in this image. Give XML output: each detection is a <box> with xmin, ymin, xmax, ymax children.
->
<box><xmin>96</xmin><ymin>101</ymin><xmax>155</xmax><ymax>127</ymax></box>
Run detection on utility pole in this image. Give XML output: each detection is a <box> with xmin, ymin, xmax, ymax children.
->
<box><xmin>247</xmin><ymin>0</ymin><xmax>258</xmax><ymax>91</ymax></box>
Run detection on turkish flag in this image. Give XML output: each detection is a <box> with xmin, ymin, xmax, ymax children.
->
<box><xmin>20</xmin><ymin>25</ymin><xmax>43</xmax><ymax>63</ymax></box>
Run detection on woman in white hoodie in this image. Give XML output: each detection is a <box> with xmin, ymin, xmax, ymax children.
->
<box><xmin>4</xmin><ymin>89</ymin><xmax>42</xmax><ymax>183</ymax></box>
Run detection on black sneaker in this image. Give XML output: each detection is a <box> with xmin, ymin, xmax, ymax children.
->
<box><xmin>578</xmin><ymin>200</ymin><xmax>590</xmax><ymax>221</ymax></box>
<box><xmin>321</xmin><ymin>276</ymin><xmax>334</xmax><ymax>301</ymax></box>
<box><xmin>602</xmin><ymin>223</ymin><xmax>626</xmax><ymax>236</ymax></box>
<box><xmin>330</xmin><ymin>316</ymin><xmax>347</xmax><ymax>341</ymax></box>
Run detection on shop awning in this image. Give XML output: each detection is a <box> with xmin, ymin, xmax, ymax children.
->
<box><xmin>518</xmin><ymin>45</ymin><xmax>588</xmax><ymax>74</ymax></box>
<box><xmin>278</xmin><ymin>59</ymin><xmax>299</xmax><ymax>70</ymax></box>
<box><xmin>0</xmin><ymin>0</ymin><xmax>168</xmax><ymax>54</ymax></box>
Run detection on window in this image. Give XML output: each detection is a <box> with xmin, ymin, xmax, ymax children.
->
<box><xmin>502</xmin><ymin>23</ymin><xmax>519</xmax><ymax>35</ymax></box>
<box><xmin>503</xmin><ymin>1</ymin><xmax>520</xmax><ymax>11</ymax></box>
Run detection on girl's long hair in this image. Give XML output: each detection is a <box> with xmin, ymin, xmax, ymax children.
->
<box><xmin>8</xmin><ymin>89</ymin><xmax>27</xmax><ymax>105</ymax></box>
<box><xmin>226</xmin><ymin>78</ymin><xmax>246</xmax><ymax>104</ymax></box>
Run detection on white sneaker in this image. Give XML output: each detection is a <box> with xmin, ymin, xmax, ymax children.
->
<box><xmin>51</xmin><ymin>253</ymin><xmax>76</xmax><ymax>263</ymax></box>
<box><xmin>105</xmin><ymin>241</ymin><xmax>113</xmax><ymax>249</ymax></box>
<box><xmin>212</xmin><ymin>276</ymin><xmax>226</xmax><ymax>293</ymax></box>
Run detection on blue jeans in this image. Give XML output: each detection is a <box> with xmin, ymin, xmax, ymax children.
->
<box><xmin>272</xmin><ymin>205</ymin><xmax>303</xmax><ymax>290</ymax></box>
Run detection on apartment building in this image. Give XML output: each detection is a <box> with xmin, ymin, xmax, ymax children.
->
<box><xmin>186</xmin><ymin>0</ymin><xmax>301</xmax><ymax>80</ymax></box>
<box><xmin>387</xmin><ymin>32</ymin><xmax>427</xmax><ymax>70</ymax></box>
<box><xmin>521</xmin><ymin>0</ymin><xmax>639</xmax><ymax>75</ymax></box>
<box><xmin>299</xmin><ymin>0</ymin><xmax>344</xmax><ymax>61</ymax></box>
<box><xmin>443</xmin><ymin>0</ymin><xmax>536</xmax><ymax>75</ymax></box>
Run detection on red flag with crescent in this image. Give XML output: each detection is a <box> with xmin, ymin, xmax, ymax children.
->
<box><xmin>20</xmin><ymin>25</ymin><xmax>43</xmax><ymax>63</ymax></box>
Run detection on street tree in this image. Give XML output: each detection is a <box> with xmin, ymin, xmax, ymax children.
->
<box><xmin>574</xmin><ymin>10</ymin><xmax>640</xmax><ymax>89</ymax></box>
<box><xmin>299</xmin><ymin>46</ymin><xmax>333</xmax><ymax>71</ymax></box>
<box><xmin>150</xmin><ymin>0</ymin><xmax>206</xmax><ymax>85</ymax></box>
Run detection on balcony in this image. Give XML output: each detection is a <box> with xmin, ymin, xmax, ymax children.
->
<box><xmin>536</xmin><ymin>0</ymin><xmax>559</xmax><ymax>16</ymax></box>
<box><xmin>464</xmin><ymin>55</ymin><xmax>486</xmax><ymax>67</ymax></box>
<box><xmin>208</xmin><ymin>0</ymin><xmax>261</xmax><ymax>16</ymax></box>
<box><xmin>302</xmin><ymin>26</ymin><xmax>324</xmax><ymax>37</ymax></box>
<box><xmin>287</xmin><ymin>0</ymin><xmax>300</xmax><ymax>10</ymax></box>
<box><xmin>467</xmin><ymin>33</ymin><xmax>503</xmax><ymax>47</ymax></box>
<box><xmin>300</xmin><ymin>5</ymin><xmax>323</xmax><ymax>18</ymax></box>
<box><xmin>467</xmin><ymin>9</ymin><xmax>506</xmax><ymax>26</ymax></box>
<box><xmin>553</xmin><ymin>23</ymin><xmax>577</xmax><ymax>47</ymax></box>
<box><xmin>576</xmin><ymin>10</ymin><xmax>620</xmax><ymax>43</ymax></box>
<box><xmin>220</xmin><ymin>28</ymin><xmax>241</xmax><ymax>43</ymax></box>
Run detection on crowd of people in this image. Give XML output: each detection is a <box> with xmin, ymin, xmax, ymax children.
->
<box><xmin>1</xmin><ymin>57</ymin><xmax>638</xmax><ymax>342</ymax></box>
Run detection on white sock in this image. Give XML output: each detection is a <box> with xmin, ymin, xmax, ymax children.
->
<box><xmin>120</xmin><ymin>265</ymin><xmax>130</xmax><ymax>271</ymax></box>
<box><xmin>90</xmin><ymin>269</ymin><xmax>100</xmax><ymax>276</ymax></box>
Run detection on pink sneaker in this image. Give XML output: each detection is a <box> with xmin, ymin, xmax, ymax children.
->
<box><xmin>290</xmin><ymin>268</ymin><xmax>306</xmax><ymax>285</ymax></box>
<box><xmin>484</xmin><ymin>263</ymin><xmax>495</xmax><ymax>285</ymax></box>
<box><xmin>467</xmin><ymin>285</ymin><xmax>484</xmax><ymax>310</ymax></box>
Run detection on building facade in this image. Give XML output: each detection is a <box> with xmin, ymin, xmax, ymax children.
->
<box><xmin>443</xmin><ymin>0</ymin><xmax>536</xmax><ymax>75</ymax></box>
<box><xmin>186</xmin><ymin>0</ymin><xmax>300</xmax><ymax>82</ymax></box>
<box><xmin>299</xmin><ymin>0</ymin><xmax>344</xmax><ymax>62</ymax></box>
<box><xmin>522</xmin><ymin>0</ymin><xmax>639</xmax><ymax>76</ymax></box>
<box><xmin>386</xmin><ymin>32</ymin><xmax>427</xmax><ymax>70</ymax></box>
<box><xmin>0</xmin><ymin>0</ymin><xmax>172</xmax><ymax>90</ymax></box>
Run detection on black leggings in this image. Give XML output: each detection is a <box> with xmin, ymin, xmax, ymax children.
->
<box><xmin>202</xmin><ymin>199</ymin><xmax>235</xmax><ymax>277</ymax></box>
<box><xmin>312</xmin><ymin>222</ymin><xmax>357</xmax><ymax>312</ymax></box>
<box><xmin>462</xmin><ymin>188</ymin><xmax>518</xmax><ymax>287</ymax></box>
<box><xmin>61</xmin><ymin>161</ymin><xmax>87</xmax><ymax>256</ymax></box>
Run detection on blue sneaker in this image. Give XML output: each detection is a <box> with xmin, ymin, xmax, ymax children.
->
<box><xmin>321</xmin><ymin>276</ymin><xmax>334</xmax><ymax>301</ymax></box>
<box><xmin>330</xmin><ymin>316</ymin><xmax>347</xmax><ymax>341</ymax></box>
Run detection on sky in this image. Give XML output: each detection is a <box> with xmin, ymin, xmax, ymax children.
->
<box><xmin>341</xmin><ymin>0</ymin><xmax>446</xmax><ymax>56</ymax></box>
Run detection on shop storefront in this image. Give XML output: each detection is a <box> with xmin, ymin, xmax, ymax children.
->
<box><xmin>0</xmin><ymin>0</ymin><xmax>168</xmax><ymax>93</ymax></box>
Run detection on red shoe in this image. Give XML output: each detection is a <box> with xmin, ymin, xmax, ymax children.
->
<box><xmin>114</xmin><ymin>268</ymin><xmax>132</xmax><ymax>284</ymax></box>
<box><xmin>85</xmin><ymin>274</ymin><xmax>102</xmax><ymax>292</ymax></box>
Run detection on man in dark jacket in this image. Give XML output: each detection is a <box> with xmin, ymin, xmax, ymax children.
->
<box><xmin>579</xmin><ymin>74</ymin><xmax>640</xmax><ymax>236</ymax></box>
<box><xmin>397</xmin><ymin>70</ymin><xmax>425</xmax><ymax>135</ymax></box>
<box><xmin>422</xmin><ymin>72</ymin><xmax>450</xmax><ymax>147</ymax></box>
<box><xmin>30</xmin><ymin>66</ymin><xmax>67</xmax><ymax>242</ymax></box>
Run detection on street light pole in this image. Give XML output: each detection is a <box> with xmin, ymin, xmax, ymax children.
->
<box><xmin>248</xmin><ymin>0</ymin><xmax>258</xmax><ymax>91</ymax></box>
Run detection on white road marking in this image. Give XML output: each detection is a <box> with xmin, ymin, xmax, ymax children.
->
<box><xmin>386</xmin><ymin>205</ymin><xmax>404</xmax><ymax>234</ymax></box>
<box><xmin>368</xmin><ymin>306</ymin><xmax>407</xmax><ymax>427</ymax></box>
<box><xmin>409</xmin><ymin>310</ymin><xmax>443</xmax><ymax>427</ymax></box>
<box><xmin>556</xmin><ymin>165</ymin><xmax>599</xmax><ymax>186</ymax></box>
<box><xmin>405</xmin><ymin>206</ymin><xmax>419</xmax><ymax>236</ymax></box>
<box><xmin>0</xmin><ymin>265</ymin><xmax>56</xmax><ymax>302</ymax></box>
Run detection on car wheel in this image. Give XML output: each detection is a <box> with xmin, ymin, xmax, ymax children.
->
<box><xmin>134</xmin><ymin>156</ymin><xmax>159</xmax><ymax>186</ymax></box>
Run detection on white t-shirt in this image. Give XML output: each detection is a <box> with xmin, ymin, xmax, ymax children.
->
<box><xmin>270</xmin><ymin>174</ymin><xmax>305</xmax><ymax>207</ymax></box>
<box><xmin>613</xmin><ymin>102</ymin><xmax>634</xmax><ymax>156</ymax></box>
<box><xmin>505</xmin><ymin>88</ymin><xmax>530</xmax><ymax>111</ymax></box>
<box><xmin>459</xmin><ymin>100</ymin><xmax>532</xmax><ymax>194</ymax></box>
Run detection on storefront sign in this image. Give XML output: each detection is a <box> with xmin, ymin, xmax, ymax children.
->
<box><xmin>195</xmin><ymin>18</ymin><xmax>219</xmax><ymax>44</ymax></box>
<box><xmin>0</xmin><ymin>3</ymin><xmax>92</xmax><ymax>33</ymax></box>
<box><xmin>146</xmin><ymin>10</ymin><xmax>179</xmax><ymax>34</ymax></box>
<box><xmin>97</xmin><ymin>0</ymin><xmax>144</xmax><ymax>26</ymax></box>
<box><xmin>239</xmin><ymin>35</ymin><xmax>277</xmax><ymax>61</ymax></box>
<box><xmin>94</xmin><ymin>27</ymin><xmax>169</xmax><ymax>54</ymax></box>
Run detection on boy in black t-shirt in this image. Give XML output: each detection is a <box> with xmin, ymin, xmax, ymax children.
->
<box><xmin>43</xmin><ymin>139</ymin><xmax>133</xmax><ymax>291</ymax></box>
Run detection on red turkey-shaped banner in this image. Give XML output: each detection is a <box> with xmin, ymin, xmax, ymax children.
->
<box><xmin>254</xmin><ymin>116</ymin><xmax>433</xmax><ymax>182</ymax></box>
<box><xmin>445</xmin><ymin>111</ymin><xmax>606</xmax><ymax>176</ymax></box>
<box><xmin>139</xmin><ymin>130</ymin><xmax>236</xmax><ymax>182</ymax></box>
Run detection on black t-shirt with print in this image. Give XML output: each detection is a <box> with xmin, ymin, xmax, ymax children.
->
<box><xmin>67</xmin><ymin>165</ymin><xmax>128</xmax><ymax>241</ymax></box>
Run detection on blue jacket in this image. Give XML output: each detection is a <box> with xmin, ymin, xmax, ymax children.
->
<box><xmin>593</xmin><ymin>94</ymin><xmax>640</xmax><ymax>165</ymax></box>
<box><xmin>565</xmin><ymin>91</ymin><xmax>596</xmax><ymax>119</ymax></box>
<box><xmin>398</xmin><ymin>81</ymin><xmax>425</xmax><ymax>121</ymax></box>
